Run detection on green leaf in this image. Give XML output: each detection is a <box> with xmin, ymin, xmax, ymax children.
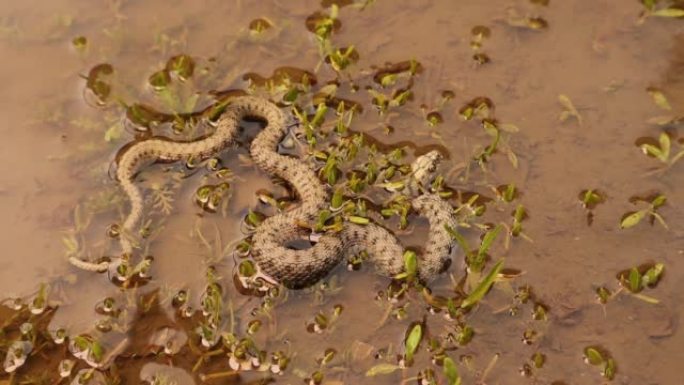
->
<box><xmin>311</xmin><ymin>103</ymin><xmax>328</xmax><ymax>128</ymax></box>
<box><xmin>478</xmin><ymin>225</ymin><xmax>502</xmax><ymax>258</ymax></box>
<box><xmin>380</xmin><ymin>73</ymin><xmax>397</xmax><ymax>87</ymax></box>
<box><xmin>584</xmin><ymin>347</ymin><xmax>604</xmax><ymax>366</ymax></box>
<box><xmin>331</xmin><ymin>188</ymin><xmax>344</xmax><ymax>209</ymax></box>
<box><xmin>482</xmin><ymin>127</ymin><xmax>500</xmax><ymax>158</ymax></box>
<box><xmin>651</xmin><ymin>194</ymin><xmax>667</xmax><ymax>209</ymax></box>
<box><xmin>455</xmin><ymin>325</ymin><xmax>474</xmax><ymax>345</ymax></box>
<box><xmin>650</xmin><ymin>211</ymin><xmax>668</xmax><ymax>229</ymax></box>
<box><xmin>73</xmin><ymin>336</ymin><xmax>90</xmax><ymax>351</ymax></box>
<box><xmin>603</xmin><ymin>358</ymin><xmax>617</xmax><ymax>380</ymax></box>
<box><xmin>365</xmin><ymin>363</ymin><xmax>401</xmax><ymax>376</ymax></box>
<box><xmin>643</xmin><ymin>263</ymin><xmax>664</xmax><ymax>287</ymax></box>
<box><xmin>620</xmin><ymin>210</ymin><xmax>646</xmax><ymax>229</ymax></box>
<box><xmin>513</xmin><ymin>204</ymin><xmax>526</xmax><ymax>223</ymax></box>
<box><xmin>631</xmin><ymin>292</ymin><xmax>660</xmax><ymax>304</ymax></box>
<box><xmin>647</xmin><ymin>87</ymin><xmax>672</xmax><ymax>110</ymax></box>
<box><xmin>283</xmin><ymin>88</ymin><xmax>300</xmax><ymax>103</ymax></box>
<box><xmin>405</xmin><ymin>323</ymin><xmax>423</xmax><ymax>362</ymax></box>
<box><xmin>628</xmin><ymin>267</ymin><xmax>642</xmax><ymax>293</ymax></box>
<box><xmin>403</xmin><ymin>250</ymin><xmax>417</xmax><ymax>278</ymax></box>
<box><xmin>72</xmin><ymin>36</ymin><xmax>87</xmax><ymax>52</ymax></box>
<box><xmin>148</xmin><ymin>70</ymin><xmax>170</xmax><ymax>90</ymax></box>
<box><xmin>322</xmin><ymin>161</ymin><xmax>341</xmax><ymax>185</ymax></box>
<box><xmin>246</xmin><ymin>210</ymin><xmax>264</xmax><ymax>227</ymax></box>
<box><xmin>532</xmin><ymin>352</ymin><xmax>545</xmax><ymax>368</ymax></box>
<box><xmin>461</xmin><ymin>259</ymin><xmax>504</xmax><ymax>308</ymax></box>
<box><xmin>596</xmin><ymin>286</ymin><xmax>611</xmax><ymax>304</ymax></box>
<box><xmin>348</xmin><ymin>216</ymin><xmax>369</xmax><ymax>225</ymax></box>
<box><xmin>166</xmin><ymin>54</ymin><xmax>195</xmax><ymax>80</ymax></box>
<box><xmin>641</xmin><ymin>143</ymin><xmax>665</xmax><ymax>161</ymax></box>
<box><xmin>443</xmin><ymin>357</ymin><xmax>462</xmax><ymax>385</ymax></box>
<box><xmin>503</xmin><ymin>184</ymin><xmax>516</xmax><ymax>202</ymax></box>
<box><xmin>445</xmin><ymin>225</ymin><xmax>471</xmax><ymax>256</ymax></box>
<box><xmin>390</xmin><ymin>89</ymin><xmax>412</xmax><ymax>107</ymax></box>
<box><xmin>408</xmin><ymin>59</ymin><xmax>420</xmax><ymax>75</ymax></box>
<box><xmin>582</xmin><ymin>190</ymin><xmax>602</xmax><ymax>208</ymax></box>
<box><xmin>378</xmin><ymin>180</ymin><xmax>405</xmax><ymax>191</ymax></box>
<box><xmin>238</xmin><ymin>260</ymin><xmax>256</xmax><ymax>277</ymax></box>
<box><xmin>658</xmin><ymin>133</ymin><xmax>671</xmax><ymax>160</ymax></box>
<box><xmin>446</xmin><ymin>298</ymin><xmax>459</xmax><ymax>317</ymax></box>
<box><xmin>90</xmin><ymin>341</ymin><xmax>105</xmax><ymax>362</ymax></box>
<box><xmin>104</xmin><ymin>122</ymin><xmax>123</xmax><ymax>142</ymax></box>
<box><xmin>652</xmin><ymin>8</ymin><xmax>684</xmax><ymax>17</ymax></box>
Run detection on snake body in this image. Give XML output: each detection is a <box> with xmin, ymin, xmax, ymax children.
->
<box><xmin>70</xmin><ymin>96</ymin><xmax>459</xmax><ymax>288</ymax></box>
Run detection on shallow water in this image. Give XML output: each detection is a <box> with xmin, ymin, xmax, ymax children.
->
<box><xmin>1</xmin><ymin>0</ymin><xmax>683</xmax><ymax>384</ymax></box>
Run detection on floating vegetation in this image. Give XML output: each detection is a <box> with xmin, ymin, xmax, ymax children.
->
<box><xmin>243</xmin><ymin>66</ymin><xmax>317</xmax><ymax>90</ymax></box>
<box><xmin>248</xmin><ymin>17</ymin><xmax>273</xmax><ymax>36</ymax></box>
<box><xmin>616</xmin><ymin>262</ymin><xmax>665</xmax><ymax>303</ymax></box>
<box><xmin>505</xmin><ymin>8</ymin><xmax>549</xmax><ymax>30</ymax></box>
<box><xmin>638</xmin><ymin>132</ymin><xmax>684</xmax><ymax>165</ymax></box>
<box><xmin>470</xmin><ymin>25</ymin><xmax>492</xmax><ymax>66</ymax></box>
<box><xmin>458</xmin><ymin>97</ymin><xmax>520</xmax><ymax>168</ymax></box>
<box><xmin>325</xmin><ymin>45</ymin><xmax>360</xmax><ymax>72</ymax></box>
<box><xmin>470</xmin><ymin>25</ymin><xmax>491</xmax><ymax>50</ymax></box>
<box><xmin>578</xmin><ymin>189</ymin><xmax>605</xmax><ymax>225</ymax></box>
<box><xmin>583</xmin><ymin>346</ymin><xmax>617</xmax><ymax>381</ymax></box>
<box><xmin>194</xmin><ymin>182</ymin><xmax>232</xmax><ymax>214</ymax></box>
<box><xmin>619</xmin><ymin>193</ymin><xmax>668</xmax><ymax>229</ymax></box>
<box><xmin>592</xmin><ymin>260</ymin><xmax>666</xmax><ymax>306</ymax></box>
<box><xmin>359</xmin><ymin>60</ymin><xmax>424</xmax><ymax>126</ymax></box>
<box><xmin>83</xmin><ymin>63</ymin><xmax>114</xmax><ymax>106</ymax></box>
<box><xmin>72</xmin><ymin>35</ymin><xmax>87</xmax><ymax>53</ymax></box>
<box><xmin>305</xmin><ymin>8</ymin><xmax>341</xmax><ymax>41</ymax></box>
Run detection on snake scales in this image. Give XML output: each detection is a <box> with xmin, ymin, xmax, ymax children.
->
<box><xmin>69</xmin><ymin>96</ymin><xmax>459</xmax><ymax>288</ymax></box>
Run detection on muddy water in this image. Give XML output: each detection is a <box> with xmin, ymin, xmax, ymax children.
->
<box><xmin>1</xmin><ymin>0</ymin><xmax>684</xmax><ymax>384</ymax></box>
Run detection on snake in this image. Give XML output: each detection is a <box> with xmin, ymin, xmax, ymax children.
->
<box><xmin>69</xmin><ymin>96</ymin><xmax>459</xmax><ymax>288</ymax></box>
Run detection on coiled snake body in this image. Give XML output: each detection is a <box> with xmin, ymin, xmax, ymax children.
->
<box><xmin>69</xmin><ymin>96</ymin><xmax>459</xmax><ymax>288</ymax></box>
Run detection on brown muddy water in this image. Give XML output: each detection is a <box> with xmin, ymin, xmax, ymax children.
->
<box><xmin>1</xmin><ymin>0</ymin><xmax>684</xmax><ymax>384</ymax></box>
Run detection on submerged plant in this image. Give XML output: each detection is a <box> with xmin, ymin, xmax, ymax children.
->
<box><xmin>639</xmin><ymin>132</ymin><xmax>684</xmax><ymax>170</ymax></box>
<box><xmin>558</xmin><ymin>94</ymin><xmax>583</xmax><ymax>126</ymax></box>
<box><xmin>616</xmin><ymin>262</ymin><xmax>665</xmax><ymax>303</ymax></box>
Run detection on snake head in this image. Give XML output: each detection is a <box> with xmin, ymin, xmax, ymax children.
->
<box><xmin>410</xmin><ymin>150</ymin><xmax>443</xmax><ymax>188</ymax></box>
